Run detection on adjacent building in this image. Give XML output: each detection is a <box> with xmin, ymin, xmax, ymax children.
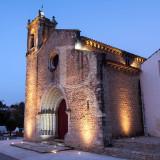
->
<box><xmin>141</xmin><ymin>49</ymin><xmax>160</xmax><ymax>138</ymax></box>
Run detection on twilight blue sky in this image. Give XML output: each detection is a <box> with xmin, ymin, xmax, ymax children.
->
<box><xmin>0</xmin><ymin>0</ymin><xmax>160</xmax><ymax>106</ymax></box>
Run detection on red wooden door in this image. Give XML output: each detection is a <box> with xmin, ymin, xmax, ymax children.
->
<box><xmin>58</xmin><ymin>99</ymin><xmax>68</xmax><ymax>139</ymax></box>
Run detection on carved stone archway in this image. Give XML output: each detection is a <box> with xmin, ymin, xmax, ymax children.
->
<box><xmin>39</xmin><ymin>84</ymin><xmax>68</xmax><ymax>140</ymax></box>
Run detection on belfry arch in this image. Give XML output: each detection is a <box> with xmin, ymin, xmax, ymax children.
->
<box><xmin>39</xmin><ymin>84</ymin><xmax>68</xmax><ymax>140</ymax></box>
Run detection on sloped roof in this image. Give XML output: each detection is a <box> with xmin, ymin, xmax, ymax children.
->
<box><xmin>81</xmin><ymin>36</ymin><xmax>146</xmax><ymax>62</ymax></box>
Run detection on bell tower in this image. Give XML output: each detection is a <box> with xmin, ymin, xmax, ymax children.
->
<box><xmin>24</xmin><ymin>10</ymin><xmax>58</xmax><ymax>141</ymax></box>
<box><xmin>26</xmin><ymin>10</ymin><xmax>57</xmax><ymax>56</ymax></box>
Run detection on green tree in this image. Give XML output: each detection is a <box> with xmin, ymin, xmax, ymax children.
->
<box><xmin>0</xmin><ymin>101</ymin><xmax>3</xmax><ymax>108</ymax></box>
<box><xmin>5</xmin><ymin>119</ymin><xmax>17</xmax><ymax>136</ymax></box>
<box><xmin>16</xmin><ymin>102</ymin><xmax>25</xmax><ymax>128</ymax></box>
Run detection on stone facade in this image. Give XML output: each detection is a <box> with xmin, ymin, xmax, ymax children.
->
<box><xmin>24</xmin><ymin>10</ymin><xmax>146</xmax><ymax>153</ymax></box>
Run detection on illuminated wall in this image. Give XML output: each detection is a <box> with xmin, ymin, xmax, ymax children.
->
<box><xmin>64</xmin><ymin>49</ymin><xmax>104</xmax><ymax>152</ymax></box>
<box><xmin>103</xmin><ymin>64</ymin><xmax>144</xmax><ymax>138</ymax></box>
<box><xmin>81</xmin><ymin>37</ymin><xmax>145</xmax><ymax>138</ymax></box>
<box><xmin>24</xmin><ymin>11</ymin><xmax>145</xmax><ymax>153</ymax></box>
<box><xmin>65</xmin><ymin>89</ymin><xmax>100</xmax><ymax>150</ymax></box>
<box><xmin>24</xmin><ymin>53</ymin><xmax>38</xmax><ymax>141</ymax></box>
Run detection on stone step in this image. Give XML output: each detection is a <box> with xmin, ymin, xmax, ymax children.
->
<box><xmin>113</xmin><ymin>137</ymin><xmax>160</xmax><ymax>153</ymax></box>
<box><xmin>11</xmin><ymin>141</ymin><xmax>71</xmax><ymax>153</ymax></box>
<box><xmin>42</xmin><ymin>141</ymin><xmax>65</xmax><ymax>147</ymax></box>
<box><xmin>104</xmin><ymin>147</ymin><xmax>160</xmax><ymax>160</ymax></box>
<box><xmin>54</xmin><ymin>139</ymin><xmax>65</xmax><ymax>143</ymax></box>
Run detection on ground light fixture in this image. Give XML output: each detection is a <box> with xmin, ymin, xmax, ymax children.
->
<box><xmin>50</xmin><ymin>150</ymin><xmax>58</xmax><ymax>153</ymax></box>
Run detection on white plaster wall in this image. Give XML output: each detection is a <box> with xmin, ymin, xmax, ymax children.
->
<box><xmin>141</xmin><ymin>50</ymin><xmax>160</xmax><ymax>137</ymax></box>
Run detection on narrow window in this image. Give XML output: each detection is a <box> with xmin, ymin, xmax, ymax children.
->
<box><xmin>30</xmin><ymin>28</ymin><xmax>35</xmax><ymax>49</ymax></box>
<box><xmin>125</xmin><ymin>58</ymin><xmax>130</xmax><ymax>66</ymax></box>
<box><xmin>52</xmin><ymin>54</ymin><xmax>59</xmax><ymax>69</ymax></box>
<box><xmin>48</xmin><ymin>54</ymin><xmax>59</xmax><ymax>72</ymax></box>
<box><xmin>30</xmin><ymin>34</ymin><xmax>34</xmax><ymax>48</ymax></box>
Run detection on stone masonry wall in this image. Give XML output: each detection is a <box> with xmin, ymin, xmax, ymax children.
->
<box><xmin>25</xmin><ymin>29</ymin><xmax>79</xmax><ymax>141</ymax></box>
<box><xmin>103</xmin><ymin>65</ymin><xmax>144</xmax><ymax>138</ymax></box>
<box><xmin>64</xmin><ymin>49</ymin><xmax>104</xmax><ymax>152</ymax></box>
<box><xmin>25</xmin><ymin>15</ymin><xmax>145</xmax><ymax>152</ymax></box>
<box><xmin>85</xmin><ymin>49</ymin><xmax>144</xmax><ymax>142</ymax></box>
<box><xmin>25</xmin><ymin>28</ymin><xmax>104</xmax><ymax>152</ymax></box>
<box><xmin>24</xmin><ymin>52</ymin><xmax>38</xmax><ymax>141</ymax></box>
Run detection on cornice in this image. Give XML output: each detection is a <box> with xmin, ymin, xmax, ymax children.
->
<box><xmin>81</xmin><ymin>36</ymin><xmax>146</xmax><ymax>63</ymax></box>
<box><xmin>106</xmin><ymin>60</ymin><xmax>141</xmax><ymax>73</ymax></box>
<box><xmin>27</xmin><ymin>17</ymin><xmax>55</xmax><ymax>29</ymax></box>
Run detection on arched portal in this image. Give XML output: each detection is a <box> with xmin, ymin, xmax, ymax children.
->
<box><xmin>39</xmin><ymin>84</ymin><xmax>68</xmax><ymax>140</ymax></box>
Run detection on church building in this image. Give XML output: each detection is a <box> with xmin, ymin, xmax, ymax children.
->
<box><xmin>24</xmin><ymin>10</ymin><xmax>146</xmax><ymax>153</ymax></box>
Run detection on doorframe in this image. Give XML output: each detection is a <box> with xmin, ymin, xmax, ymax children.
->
<box><xmin>39</xmin><ymin>83</ymin><xmax>70</xmax><ymax>140</ymax></box>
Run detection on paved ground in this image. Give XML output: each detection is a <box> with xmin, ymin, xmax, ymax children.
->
<box><xmin>0</xmin><ymin>139</ymin><xmax>125</xmax><ymax>160</ymax></box>
<box><xmin>114</xmin><ymin>136</ymin><xmax>160</xmax><ymax>144</ymax></box>
<box><xmin>0</xmin><ymin>135</ymin><xmax>21</xmax><ymax>140</ymax></box>
<box><xmin>0</xmin><ymin>153</ymin><xmax>18</xmax><ymax>160</ymax></box>
<box><xmin>11</xmin><ymin>140</ymin><xmax>71</xmax><ymax>153</ymax></box>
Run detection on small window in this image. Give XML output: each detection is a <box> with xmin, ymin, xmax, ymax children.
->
<box><xmin>30</xmin><ymin>28</ymin><xmax>35</xmax><ymax>49</ymax></box>
<box><xmin>125</xmin><ymin>58</ymin><xmax>130</xmax><ymax>66</ymax></box>
<box><xmin>52</xmin><ymin>54</ymin><xmax>59</xmax><ymax>68</ymax></box>
<box><xmin>48</xmin><ymin>54</ymin><xmax>59</xmax><ymax>71</ymax></box>
<box><xmin>30</xmin><ymin>34</ymin><xmax>34</xmax><ymax>48</ymax></box>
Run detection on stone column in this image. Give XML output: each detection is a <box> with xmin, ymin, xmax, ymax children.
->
<box><xmin>49</xmin><ymin>114</ymin><xmax>52</xmax><ymax>135</ymax></box>
<box><xmin>44</xmin><ymin>114</ymin><xmax>46</xmax><ymax>134</ymax></box>
<box><xmin>47</xmin><ymin>114</ymin><xmax>49</xmax><ymax>134</ymax></box>
<box><xmin>53</xmin><ymin>113</ymin><xmax>58</xmax><ymax>137</ymax></box>
<box><xmin>41</xmin><ymin>115</ymin><xmax>43</xmax><ymax>133</ymax></box>
<box><xmin>42</xmin><ymin>115</ymin><xmax>45</xmax><ymax>133</ymax></box>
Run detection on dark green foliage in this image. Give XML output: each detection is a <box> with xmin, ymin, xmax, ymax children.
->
<box><xmin>0</xmin><ymin>101</ymin><xmax>3</xmax><ymax>108</ymax></box>
<box><xmin>5</xmin><ymin>119</ymin><xmax>17</xmax><ymax>136</ymax></box>
<box><xmin>0</xmin><ymin>101</ymin><xmax>25</xmax><ymax>128</ymax></box>
<box><xmin>0</xmin><ymin>111</ymin><xmax>10</xmax><ymax>125</ymax></box>
<box><xmin>15</xmin><ymin>102</ymin><xmax>25</xmax><ymax>128</ymax></box>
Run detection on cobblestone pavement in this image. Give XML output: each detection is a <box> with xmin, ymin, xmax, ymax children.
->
<box><xmin>0</xmin><ymin>153</ymin><xmax>18</xmax><ymax>160</ymax></box>
<box><xmin>114</xmin><ymin>136</ymin><xmax>160</xmax><ymax>144</ymax></box>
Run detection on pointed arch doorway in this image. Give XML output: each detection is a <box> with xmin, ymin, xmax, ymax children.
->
<box><xmin>58</xmin><ymin>99</ymin><xmax>68</xmax><ymax>139</ymax></box>
<box><xmin>39</xmin><ymin>85</ymin><xmax>68</xmax><ymax>140</ymax></box>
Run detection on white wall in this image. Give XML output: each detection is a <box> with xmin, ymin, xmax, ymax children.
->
<box><xmin>141</xmin><ymin>50</ymin><xmax>160</xmax><ymax>137</ymax></box>
<box><xmin>0</xmin><ymin>126</ymin><xmax>7</xmax><ymax>133</ymax></box>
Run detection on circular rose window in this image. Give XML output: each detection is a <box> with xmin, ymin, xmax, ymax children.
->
<box><xmin>49</xmin><ymin>54</ymin><xmax>59</xmax><ymax>71</ymax></box>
